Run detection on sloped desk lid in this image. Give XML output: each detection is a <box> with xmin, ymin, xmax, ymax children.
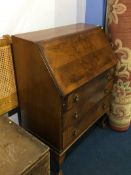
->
<box><xmin>14</xmin><ymin>24</ymin><xmax>117</xmax><ymax>96</ymax></box>
<box><xmin>38</xmin><ymin>25</ymin><xmax>117</xmax><ymax>96</ymax></box>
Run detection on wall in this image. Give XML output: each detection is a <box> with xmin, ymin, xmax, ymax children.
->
<box><xmin>0</xmin><ymin>0</ymin><xmax>55</xmax><ymax>35</ymax></box>
<box><xmin>0</xmin><ymin>0</ymin><xmax>86</xmax><ymax>36</ymax></box>
<box><xmin>55</xmin><ymin>0</ymin><xmax>77</xmax><ymax>26</ymax></box>
<box><xmin>55</xmin><ymin>0</ymin><xmax>86</xmax><ymax>26</ymax></box>
<box><xmin>77</xmin><ymin>0</ymin><xmax>86</xmax><ymax>23</ymax></box>
<box><xmin>85</xmin><ymin>0</ymin><xmax>106</xmax><ymax>26</ymax></box>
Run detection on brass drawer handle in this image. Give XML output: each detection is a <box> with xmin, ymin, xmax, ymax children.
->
<box><xmin>73</xmin><ymin>129</ymin><xmax>78</xmax><ymax>136</ymax></box>
<box><xmin>104</xmin><ymin>89</ymin><xmax>110</xmax><ymax>94</ymax></box>
<box><xmin>74</xmin><ymin>112</ymin><xmax>79</xmax><ymax>120</ymax></box>
<box><xmin>74</xmin><ymin>94</ymin><xmax>79</xmax><ymax>102</ymax></box>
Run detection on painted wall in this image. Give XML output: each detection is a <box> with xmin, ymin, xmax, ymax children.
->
<box><xmin>55</xmin><ymin>0</ymin><xmax>77</xmax><ymax>26</ymax></box>
<box><xmin>85</xmin><ymin>0</ymin><xmax>106</xmax><ymax>26</ymax></box>
<box><xmin>55</xmin><ymin>0</ymin><xmax>86</xmax><ymax>26</ymax></box>
<box><xmin>77</xmin><ymin>0</ymin><xmax>86</xmax><ymax>23</ymax></box>
<box><xmin>0</xmin><ymin>0</ymin><xmax>86</xmax><ymax>35</ymax></box>
<box><xmin>0</xmin><ymin>0</ymin><xmax>55</xmax><ymax>35</ymax></box>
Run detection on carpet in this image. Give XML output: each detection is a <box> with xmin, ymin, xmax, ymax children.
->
<box><xmin>52</xmin><ymin>124</ymin><xmax>131</xmax><ymax>175</ymax></box>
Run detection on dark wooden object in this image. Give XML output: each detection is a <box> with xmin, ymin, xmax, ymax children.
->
<box><xmin>0</xmin><ymin>115</ymin><xmax>50</xmax><ymax>175</ymax></box>
<box><xmin>12</xmin><ymin>23</ymin><xmax>117</xmax><ymax>175</ymax></box>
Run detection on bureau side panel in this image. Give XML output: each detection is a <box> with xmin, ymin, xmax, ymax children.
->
<box><xmin>12</xmin><ymin>37</ymin><xmax>62</xmax><ymax>151</ymax></box>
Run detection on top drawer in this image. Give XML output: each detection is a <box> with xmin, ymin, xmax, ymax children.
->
<box><xmin>64</xmin><ymin>67</ymin><xmax>115</xmax><ymax>111</ymax></box>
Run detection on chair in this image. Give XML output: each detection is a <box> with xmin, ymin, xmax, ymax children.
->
<box><xmin>0</xmin><ymin>35</ymin><xmax>18</xmax><ymax>117</ymax></box>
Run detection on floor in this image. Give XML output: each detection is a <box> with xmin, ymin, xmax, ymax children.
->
<box><xmin>9</xmin><ymin>113</ymin><xmax>19</xmax><ymax>124</ymax></box>
<box><xmin>52</xmin><ymin>124</ymin><xmax>131</xmax><ymax>175</ymax></box>
<box><xmin>10</xmin><ymin>114</ymin><xmax>131</xmax><ymax>175</ymax></box>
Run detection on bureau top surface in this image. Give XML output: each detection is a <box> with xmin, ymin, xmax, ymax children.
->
<box><xmin>14</xmin><ymin>23</ymin><xmax>95</xmax><ymax>42</ymax></box>
<box><xmin>0</xmin><ymin>116</ymin><xmax>49</xmax><ymax>175</ymax></box>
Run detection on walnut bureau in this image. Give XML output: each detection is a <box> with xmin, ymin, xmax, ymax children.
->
<box><xmin>12</xmin><ymin>23</ymin><xmax>117</xmax><ymax>175</ymax></box>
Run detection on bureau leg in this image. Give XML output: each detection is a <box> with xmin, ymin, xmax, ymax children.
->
<box><xmin>51</xmin><ymin>151</ymin><xmax>66</xmax><ymax>175</ymax></box>
<box><xmin>97</xmin><ymin>114</ymin><xmax>108</xmax><ymax>128</ymax></box>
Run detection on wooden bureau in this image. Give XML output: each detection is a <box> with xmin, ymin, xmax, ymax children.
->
<box><xmin>12</xmin><ymin>24</ymin><xmax>117</xmax><ymax>175</ymax></box>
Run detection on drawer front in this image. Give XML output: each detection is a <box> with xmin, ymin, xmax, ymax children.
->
<box><xmin>65</xmin><ymin>67</ymin><xmax>115</xmax><ymax>111</ymax></box>
<box><xmin>63</xmin><ymin>95</ymin><xmax>111</xmax><ymax>148</ymax></box>
<box><xmin>63</xmin><ymin>80</ymin><xmax>113</xmax><ymax>131</ymax></box>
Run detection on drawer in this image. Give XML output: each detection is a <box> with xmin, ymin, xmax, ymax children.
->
<box><xmin>63</xmin><ymin>80</ymin><xmax>113</xmax><ymax>131</ymax></box>
<box><xmin>64</xmin><ymin>67</ymin><xmax>115</xmax><ymax>111</ymax></box>
<box><xmin>63</xmin><ymin>95</ymin><xmax>111</xmax><ymax>148</ymax></box>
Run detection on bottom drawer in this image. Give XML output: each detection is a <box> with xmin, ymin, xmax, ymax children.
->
<box><xmin>63</xmin><ymin>95</ymin><xmax>111</xmax><ymax>148</ymax></box>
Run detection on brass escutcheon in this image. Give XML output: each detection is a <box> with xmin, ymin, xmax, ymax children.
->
<box><xmin>74</xmin><ymin>112</ymin><xmax>79</xmax><ymax>120</ymax></box>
